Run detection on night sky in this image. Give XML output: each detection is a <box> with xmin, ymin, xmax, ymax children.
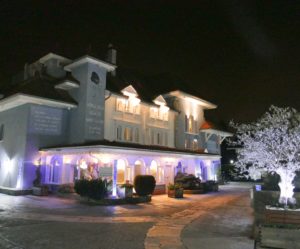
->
<box><xmin>0</xmin><ymin>0</ymin><xmax>299</xmax><ymax>126</ymax></box>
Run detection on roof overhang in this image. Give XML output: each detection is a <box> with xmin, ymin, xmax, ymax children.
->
<box><xmin>0</xmin><ymin>93</ymin><xmax>77</xmax><ymax>112</ymax></box>
<box><xmin>55</xmin><ymin>80</ymin><xmax>79</xmax><ymax>90</ymax></box>
<box><xmin>164</xmin><ymin>90</ymin><xmax>217</xmax><ymax>109</ymax></box>
<box><xmin>39</xmin><ymin>53</ymin><xmax>72</xmax><ymax>65</ymax></box>
<box><xmin>199</xmin><ymin>128</ymin><xmax>233</xmax><ymax>144</ymax></box>
<box><xmin>40</xmin><ymin>144</ymin><xmax>221</xmax><ymax>160</ymax></box>
<box><xmin>64</xmin><ymin>55</ymin><xmax>117</xmax><ymax>72</ymax></box>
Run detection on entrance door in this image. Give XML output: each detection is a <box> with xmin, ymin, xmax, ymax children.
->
<box><xmin>164</xmin><ymin>165</ymin><xmax>173</xmax><ymax>188</ymax></box>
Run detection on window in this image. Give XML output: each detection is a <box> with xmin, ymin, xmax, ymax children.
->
<box><xmin>134</xmin><ymin>160</ymin><xmax>145</xmax><ymax>176</ymax></box>
<box><xmin>48</xmin><ymin>160</ymin><xmax>60</xmax><ymax>183</ymax></box>
<box><xmin>192</xmin><ymin>138</ymin><xmax>198</xmax><ymax>150</ymax></box>
<box><xmin>158</xmin><ymin>166</ymin><xmax>164</xmax><ymax>183</ymax></box>
<box><xmin>117</xmin><ymin>97</ymin><xmax>140</xmax><ymax>114</ymax></box>
<box><xmin>185</xmin><ymin>115</ymin><xmax>188</xmax><ymax>132</ymax></box>
<box><xmin>134</xmin><ymin>128</ymin><xmax>139</xmax><ymax>143</ymax></box>
<box><xmin>185</xmin><ymin>138</ymin><xmax>189</xmax><ymax>149</ymax></box>
<box><xmin>150</xmin><ymin>107</ymin><xmax>158</xmax><ymax>119</ymax></box>
<box><xmin>157</xmin><ymin>133</ymin><xmax>161</xmax><ymax>145</ymax></box>
<box><xmin>163</xmin><ymin>111</ymin><xmax>169</xmax><ymax>121</ymax></box>
<box><xmin>124</xmin><ymin>127</ymin><xmax>132</xmax><ymax>141</ymax></box>
<box><xmin>188</xmin><ymin>115</ymin><xmax>194</xmax><ymax>133</ymax></box>
<box><xmin>151</xmin><ymin>130</ymin><xmax>155</xmax><ymax>144</ymax></box>
<box><xmin>150</xmin><ymin>106</ymin><xmax>169</xmax><ymax>121</ymax></box>
<box><xmin>117</xmin><ymin>160</ymin><xmax>126</xmax><ymax>184</ymax></box>
<box><xmin>116</xmin><ymin>98</ymin><xmax>125</xmax><ymax>111</ymax></box>
<box><xmin>150</xmin><ymin>160</ymin><xmax>158</xmax><ymax>179</ymax></box>
<box><xmin>0</xmin><ymin>124</ymin><xmax>4</xmax><ymax>141</ymax></box>
<box><xmin>164</xmin><ymin>132</ymin><xmax>168</xmax><ymax>146</ymax></box>
<box><xmin>126</xmin><ymin>167</ymin><xmax>132</xmax><ymax>182</ymax></box>
<box><xmin>185</xmin><ymin>115</ymin><xmax>196</xmax><ymax>133</ymax></box>
<box><xmin>116</xmin><ymin>125</ymin><xmax>122</xmax><ymax>140</ymax></box>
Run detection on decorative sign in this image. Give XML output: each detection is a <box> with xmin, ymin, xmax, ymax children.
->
<box><xmin>85</xmin><ymin>102</ymin><xmax>104</xmax><ymax>137</ymax></box>
<box><xmin>29</xmin><ymin>106</ymin><xmax>62</xmax><ymax>135</ymax></box>
<box><xmin>91</xmin><ymin>72</ymin><xmax>100</xmax><ymax>85</ymax></box>
<box><xmin>99</xmin><ymin>165</ymin><xmax>113</xmax><ymax>178</ymax></box>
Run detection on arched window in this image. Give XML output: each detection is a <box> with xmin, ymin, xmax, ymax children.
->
<box><xmin>150</xmin><ymin>160</ymin><xmax>158</xmax><ymax>179</ymax></box>
<box><xmin>117</xmin><ymin>159</ymin><xmax>126</xmax><ymax>184</ymax></box>
<box><xmin>158</xmin><ymin>166</ymin><xmax>164</xmax><ymax>183</ymax></box>
<box><xmin>48</xmin><ymin>157</ymin><xmax>61</xmax><ymax>183</ymax></box>
<box><xmin>134</xmin><ymin>160</ymin><xmax>145</xmax><ymax>177</ymax></box>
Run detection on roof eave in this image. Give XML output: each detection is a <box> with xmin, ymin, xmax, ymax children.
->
<box><xmin>64</xmin><ymin>55</ymin><xmax>117</xmax><ymax>72</ymax></box>
<box><xmin>0</xmin><ymin>93</ymin><xmax>77</xmax><ymax>112</ymax></box>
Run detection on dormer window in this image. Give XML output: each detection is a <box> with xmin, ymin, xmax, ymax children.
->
<box><xmin>151</xmin><ymin>95</ymin><xmax>169</xmax><ymax>121</ymax></box>
<box><xmin>116</xmin><ymin>85</ymin><xmax>141</xmax><ymax>114</ymax></box>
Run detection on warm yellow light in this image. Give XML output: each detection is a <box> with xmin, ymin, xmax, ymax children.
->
<box><xmin>79</xmin><ymin>160</ymin><xmax>88</xmax><ymax>169</ymax></box>
<box><xmin>101</xmin><ymin>157</ymin><xmax>111</xmax><ymax>164</ymax></box>
<box><xmin>63</xmin><ymin>157</ymin><xmax>71</xmax><ymax>164</ymax></box>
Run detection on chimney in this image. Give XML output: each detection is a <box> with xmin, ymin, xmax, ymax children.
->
<box><xmin>106</xmin><ymin>43</ymin><xmax>117</xmax><ymax>76</ymax></box>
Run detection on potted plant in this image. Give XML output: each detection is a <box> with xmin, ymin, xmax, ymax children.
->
<box><xmin>118</xmin><ymin>181</ymin><xmax>133</xmax><ymax>198</ymax></box>
<box><xmin>168</xmin><ymin>183</ymin><xmax>184</xmax><ymax>198</ymax></box>
<box><xmin>32</xmin><ymin>165</ymin><xmax>48</xmax><ymax>196</ymax></box>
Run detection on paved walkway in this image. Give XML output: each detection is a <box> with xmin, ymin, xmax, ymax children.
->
<box><xmin>0</xmin><ymin>183</ymin><xmax>254</xmax><ymax>249</ymax></box>
<box><xmin>145</xmin><ymin>184</ymin><xmax>254</xmax><ymax>249</ymax></box>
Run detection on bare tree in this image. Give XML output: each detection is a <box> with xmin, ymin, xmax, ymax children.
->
<box><xmin>230</xmin><ymin>106</ymin><xmax>300</xmax><ymax>205</ymax></box>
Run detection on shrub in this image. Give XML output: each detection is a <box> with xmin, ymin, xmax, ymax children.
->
<box><xmin>134</xmin><ymin>175</ymin><xmax>156</xmax><ymax>196</ymax></box>
<box><xmin>262</xmin><ymin>173</ymin><xmax>280</xmax><ymax>191</ymax></box>
<box><xmin>74</xmin><ymin>179</ymin><xmax>109</xmax><ymax>200</ymax></box>
<box><xmin>168</xmin><ymin>183</ymin><xmax>182</xmax><ymax>190</ymax></box>
<box><xmin>58</xmin><ymin>183</ymin><xmax>75</xmax><ymax>193</ymax></box>
<box><xmin>174</xmin><ymin>172</ymin><xmax>202</xmax><ymax>190</ymax></box>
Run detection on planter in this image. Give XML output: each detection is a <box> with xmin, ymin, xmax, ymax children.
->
<box><xmin>203</xmin><ymin>181</ymin><xmax>219</xmax><ymax>192</ymax></box>
<box><xmin>259</xmin><ymin>226</ymin><xmax>300</xmax><ymax>249</ymax></box>
<box><xmin>32</xmin><ymin>186</ymin><xmax>49</xmax><ymax>196</ymax></box>
<box><xmin>183</xmin><ymin>189</ymin><xmax>204</xmax><ymax>194</ymax></box>
<box><xmin>117</xmin><ymin>186</ymin><xmax>133</xmax><ymax>199</ymax></box>
<box><xmin>168</xmin><ymin>188</ymin><xmax>184</xmax><ymax>198</ymax></box>
<box><xmin>255</xmin><ymin>208</ymin><xmax>300</xmax><ymax>248</ymax></box>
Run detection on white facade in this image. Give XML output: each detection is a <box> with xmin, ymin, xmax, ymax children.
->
<box><xmin>0</xmin><ymin>51</ymin><xmax>231</xmax><ymax>194</ymax></box>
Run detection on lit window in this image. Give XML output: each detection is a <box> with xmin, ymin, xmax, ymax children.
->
<box><xmin>150</xmin><ymin>160</ymin><xmax>158</xmax><ymax>179</ymax></box>
<box><xmin>116</xmin><ymin>98</ymin><xmax>125</xmax><ymax>111</ymax></box>
<box><xmin>49</xmin><ymin>159</ymin><xmax>60</xmax><ymax>183</ymax></box>
<box><xmin>185</xmin><ymin>138</ymin><xmax>189</xmax><ymax>149</ymax></box>
<box><xmin>192</xmin><ymin>138</ymin><xmax>198</xmax><ymax>150</ymax></box>
<box><xmin>163</xmin><ymin>112</ymin><xmax>168</xmax><ymax>121</ymax></box>
<box><xmin>185</xmin><ymin>115</ymin><xmax>196</xmax><ymax>133</ymax></box>
<box><xmin>188</xmin><ymin>116</ymin><xmax>194</xmax><ymax>133</ymax></box>
<box><xmin>158</xmin><ymin>166</ymin><xmax>164</xmax><ymax>183</ymax></box>
<box><xmin>124</xmin><ymin>127</ymin><xmax>132</xmax><ymax>141</ymax></box>
<box><xmin>150</xmin><ymin>107</ymin><xmax>158</xmax><ymax>119</ymax></box>
<box><xmin>134</xmin><ymin>160</ymin><xmax>145</xmax><ymax>176</ymax></box>
<box><xmin>117</xmin><ymin>160</ymin><xmax>126</xmax><ymax>184</ymax></box>
<box><xmin>126</xmin><ymin>167</ymin><xmax>131</xmax><ymax>182</ymax></box>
